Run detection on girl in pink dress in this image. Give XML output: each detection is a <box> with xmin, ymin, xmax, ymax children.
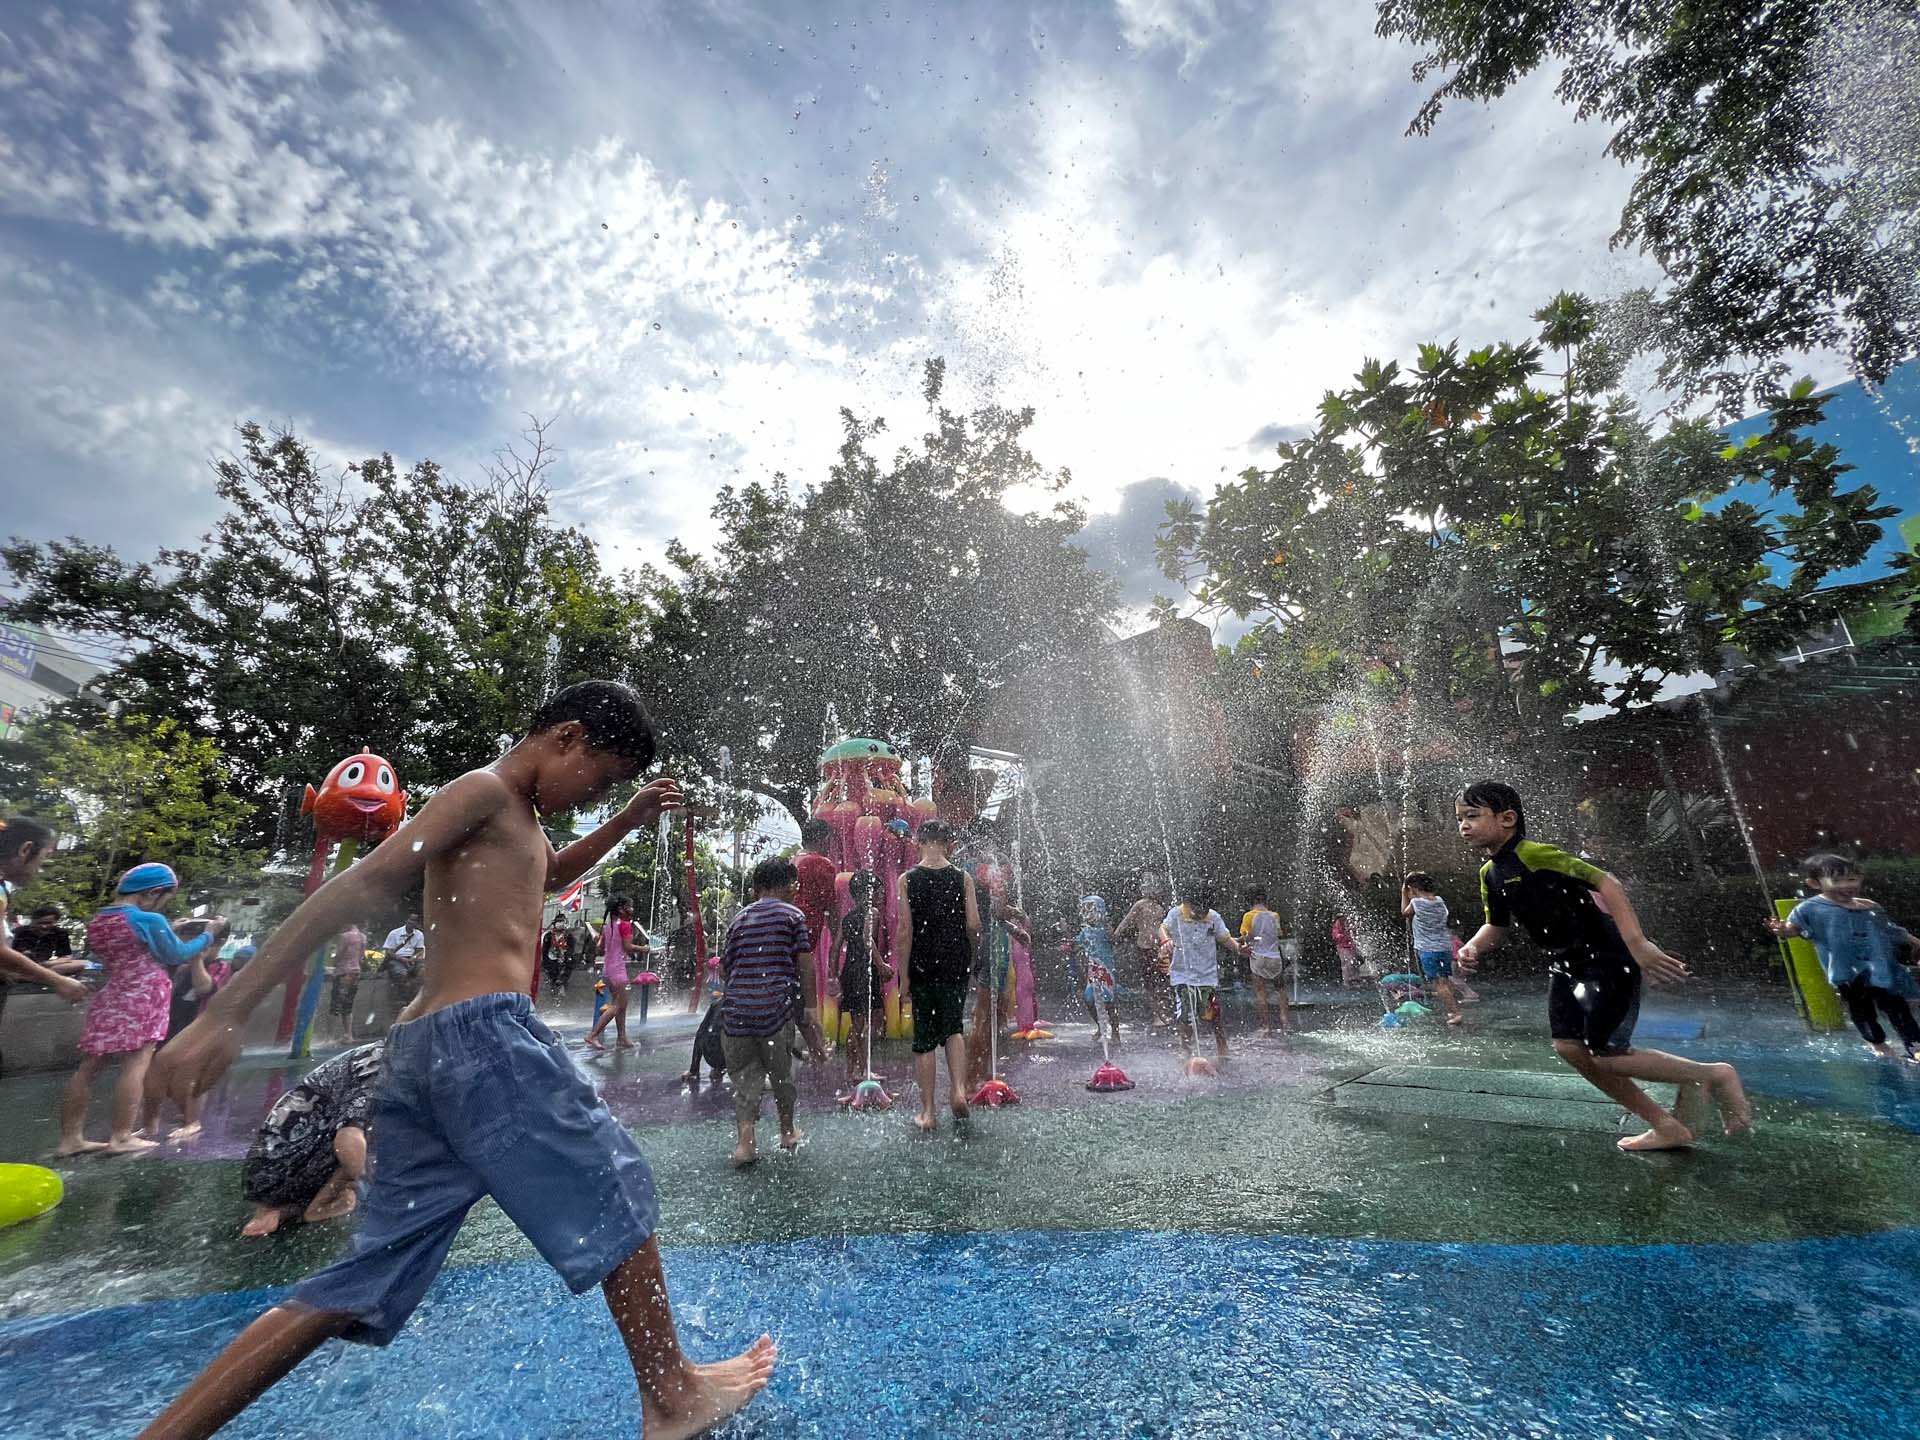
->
<box><xmin>583</xmin><ymin>896</ymin><xmax>637</xmax><ymax>1051</ymax></box>
<box><xmin>57</xmin><ymin>863</ymin><xmax>227</xmax><ymax>1156</ymax></box>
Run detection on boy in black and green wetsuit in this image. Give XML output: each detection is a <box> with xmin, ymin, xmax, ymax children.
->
<box><xmin>1453</xmin><ymin>780</ymin><xmax>1752</xmax><ymax>1152</ymax></box>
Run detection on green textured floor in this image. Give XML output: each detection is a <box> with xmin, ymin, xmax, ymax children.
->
<box><xmin>5</xmin><ymin>981</ymin><xmax>1918</xmax><ymax>1324</ymax></box>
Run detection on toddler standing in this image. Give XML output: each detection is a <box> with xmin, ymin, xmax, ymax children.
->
<box><xmin>59</xmin><ymin>863</ymin><xmax>226</xmax><ymax>1155</ymax></box>
<box><xmin>1768</xmin><ymin>853</ymin><xmax>1920</xmax><ymax>1062</ymax></box>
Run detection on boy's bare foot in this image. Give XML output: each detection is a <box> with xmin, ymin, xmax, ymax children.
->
<box><xmin>730</xmin><ymin>1142</ymin><xmax>757</xmax><ymax>1168</ymax></box>
<box><xmin>241</xmin><ymin>1206</ymin><xmax>286</xmax><ymax>1237</ymax></box>
<box><xmin>303</xmin><ymin>1187</ymin><xmax>359</xmax><ymax>1225</ymax></box>
<box><xmin>583</xmin><ymin>1036</ymin><xmax>607</xmax><ymax>1052</ymax></box>
<box><xmin>779</xmin><ymin>1129</ymin><xmax>804</xmax><ymax>1152</ymax></box>
<box><xmin>1445</xmin><ymin>1014</ymin><xmax>1464</xmax><ymax>1026</ymax></box>
<box><xmin>169</xmin><ymin>1122</ymin><xmax>204</xmax><ymax>1142</ymax></box>
<box><xmin>1869</xmin><ymin>1041</ymin><xmax>1894</xmax><ymax>1057</ymax></box>
<box><xmin>1708</xmin><ymin>1064</ymin><xmax>1753</xmax><ymax>1135</ymax></box>
<box><xmin>54</xmin><ymin>1137</ymin><xmax>109</xmax><ymax>1157</ymax></box>
<box><xmin>949</xmin><ymin>1094</ymin><xmax>970</xmax><ymax>1120</ymax></box>
<box><xmin>640</xmin><ymin>1335</ymin><xmax>777</xmax><ymax>1440</ymax></box>
<box><xmin>913</xmin><ymin>1111</ymin><xmax>937</xmax><ymax>1132</ymax></box>
<box><xmin>106</xmin><ymin>1135</ymin><xmax>160</xmax><ymax>1155</ymax></box>
<box><xmin>1618</xmin><ymin>1117</ymin><xmax>1693</xmax><ymax>1152</ymax></box>
<box><xmin>615</xmin><ymin>1039</ymin><xmax>635</xmax><ymax>1050</ymax></box>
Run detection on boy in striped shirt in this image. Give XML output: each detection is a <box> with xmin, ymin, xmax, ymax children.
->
<box><xmin>721</xmin><ymin>856</ymin><xmax>813</xmax><ymax>1166</ymax></box>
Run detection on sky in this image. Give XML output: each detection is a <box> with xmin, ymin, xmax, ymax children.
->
<box><xmin>0</xmin><ymin>0</ymin><xmax>1770</xmax><ymax>624</ymax></box>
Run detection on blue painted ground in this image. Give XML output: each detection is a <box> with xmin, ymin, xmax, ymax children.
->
<box><xmin>4</xmin><ymin>1227</ymin><xmax>1916</xmax><ymax>1439</ymax></box>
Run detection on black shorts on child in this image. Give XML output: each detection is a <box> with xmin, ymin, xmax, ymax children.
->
<box><xmin>1546</xmin><ymin>945</ymin><xmax>1642</xmax><ymax>1057</ymax></box>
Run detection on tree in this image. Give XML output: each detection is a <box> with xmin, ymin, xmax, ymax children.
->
<box><xmin>1375</xmin><ymin>0</ymin><xmax>1920</xmax><ymax>412</ymax></box>
<box><xmin>1161</xmin><ymin>295</ymin><xmax>1902</xmax><ymax>732</ymax></box>
<box><xmin>3</xmin><ymin>419</ymin><xmax>651</xmax><ymax>849</ymax></box>
<box><xmin>656</xmin><ymin>360</ymin><xmax>1119</xmax><ymax>824</ymax></box>
<box><xmin>0</xmin><ymin>706</ymin><xmax>260</xmax><ymax>914</ymax></box>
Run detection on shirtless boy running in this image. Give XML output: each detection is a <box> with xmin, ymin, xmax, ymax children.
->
<box><xmin>140</xmin><ymin>681</ymin><xmax>775</xmax><ymax>1439</ymax></box>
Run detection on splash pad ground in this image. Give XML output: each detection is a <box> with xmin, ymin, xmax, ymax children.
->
<box><xmin>4</xmin><ymin>982</ymin><xmax>1920</xmax><ymax>1437</ymax></box>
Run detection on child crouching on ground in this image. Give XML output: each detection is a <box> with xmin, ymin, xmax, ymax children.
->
<box><xmin>1768</xmin><ymin>853</ymin><xmax>1920</xmax><ymax>1062</ymax></box>
<box><xmin>720</xmin><ymin>855</ymin><xmax>812</xmax><ymax>1165</ymax></box>
<box><xmin>138</xmin><ymin>682</ymin><xmax>774</xmax><ymax>1440</ymax></box>
<box><xmin>1453</xmin><ymin>779</ymin><xmax>1750</xmax><ymax>1153</ymax></box>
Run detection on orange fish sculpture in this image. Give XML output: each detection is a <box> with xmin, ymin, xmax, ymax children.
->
<box><xmin>302</xmin><ymin>751</ymin><xmax>407</xmax><ymax>845</ymax></box>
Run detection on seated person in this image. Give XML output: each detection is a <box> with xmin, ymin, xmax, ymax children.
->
<box><xmin>11</xmin><ymin>904</ymin><xmax>87</xmax><ymax>977</ymax></box>
<box><xmin>241</xmin><ymin>1041</ymin><xmax>385</xmax><ymax>1237</ymax></box>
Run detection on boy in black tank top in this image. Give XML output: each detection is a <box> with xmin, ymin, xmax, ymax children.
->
<box><xmin>895</xmin><ymin>820</ymin><xmax>981</xmax><ymax>1131</ymax></box>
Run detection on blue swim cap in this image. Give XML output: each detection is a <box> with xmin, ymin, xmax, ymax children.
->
<box><xmin>235</xmin><ymin>945</ymin><xmax>258</xmax><ymax>963</ymax></box>
<box><xmin>117</xmin><ymin>862</ymin><xmax>179</xmax><ymax>895</ymax></box>
<box><xmin>1080</xmin><ymin>894</ymin><xmax>1108</xmax><ymax>916</ymax></box>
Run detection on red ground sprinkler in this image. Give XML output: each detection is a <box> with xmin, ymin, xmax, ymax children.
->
<box><xmin>1085</xmin><ymin>1000</ymin><xmax>1134</xmax><ymax>1092</ymax></box>
<box><xmin>969</xmin><ymin>983</ymin><xmax>1020</xmax><ymax>1107</ymax></box>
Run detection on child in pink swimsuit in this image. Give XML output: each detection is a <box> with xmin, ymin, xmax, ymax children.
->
<box><xmin>584</xmin><ymin>897</ymin><xmax>638</xmax><ymax>1050</ymax></box>
<box><xmin>58</xmin><ymin>862</ymin><xmax>227</xmax><ymax>1155</ymax></box>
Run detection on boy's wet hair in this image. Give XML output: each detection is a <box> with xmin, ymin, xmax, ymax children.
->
<box><xmin>915</xmin><ymin>818</ymin><xmax>956</xmax><ymax>847</ymax></box>
<box><xmin>1804</xmin><ymin>852</ymin><xmax>1860</xmax><ymax>884</ymax></box>
<box><xmin>752</xmin><ymin>855</ymin><xmax>798</xmax><ymax>892</ymax></box>
<box><xmin>1457</xmin><ymin>780</ymin><xmax>1526</xmax><ymax>840</ymax></box>
<box><xmin>0</xmin><ymin>816</ymin><xmax>55</xmax><ymax>859</ymax></box>
<box><xmin>608</xmin><ymin>896</ymin><xmax>634</xmax><ymax>917</ymax></box>
<box><xmin>1244</xmin><ymin>885</ymin><xmax>1267</xmax><ymax>905</ymax></box>
<box><xmin>800</xmin><ymin>817</ymin><xmax>834</xmax><ymax>849</ymax></box>
<box><xmin>528</xmin><ymin>681</ymin><xmax>658</xmax><ymax>767</ymax></box>
<box><xmin>849</xmin><ymin>870</ymin><xmax>877</xmax><ymax>903</ymax></box>
<box><xmin>30</xmin><ymin>904</ymin><xmax>62</xmax><ymax>920</ymax></box>
<box><xmin>1404</xmin><ymin>872</ymin><xmax>1436</xmax><ymax>891</ymax></box>
<box><xmin>1178</xmin><ymin>878</ymin><xmax>1214</xmax><ymax>909</ymax></box>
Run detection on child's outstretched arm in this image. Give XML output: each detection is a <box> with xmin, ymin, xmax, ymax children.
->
<box><xmin>1594</xmin><ymin>873</ymin><xmax>1690</xmax><ymax>984</ymax></box>
<box><xmin>547</xmin><ymin>778</ymin><xmax>685</xmax><ymax>891</ymax></box>
<box><xmin>148</xmin><ymin>771</ymin><xmax>512</xmax><ymax>1108</ymax></box>
<box><xmin>963</xmin><ymin>873</ymin><xmax>983</xmax><ymax>949</ymax></box>
<box><xmin>1454</xmin><ymin>923</ymin><xmax>1507</xmax><ymax>971</ymax></box>
<box><xmin>0</xmin><ymin>937</ymin><xmax>86</xmax><ymax>1003</ymax></box>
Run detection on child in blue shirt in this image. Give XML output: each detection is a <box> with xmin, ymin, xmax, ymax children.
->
<box><xmin>1768</xmin><ymin>853</ymin><xmax>1920</xmax><ymax>1062</ymax></box>
<box><xmin>1075</xmin><ymin>895</ymin><xmax>1121</xmax><ymax>1045</ymax></box>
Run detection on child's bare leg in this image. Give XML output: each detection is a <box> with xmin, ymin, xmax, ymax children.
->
<box><xmin>913</xmin><ymin>1049</ymin><xmax>938</xmax><ymax>1130</ymax></box>
<box><xmin>965</xmin><ymin>988</ymin><xmax>991</xmax><ymax>1086</ymax></box>
<box><xmin>172</xmin><ymin>1089</ymin><xmax>206</xmax><ymax>1141</ymax></box>
<box><xmin>57</xmin><ymin>1055</ymin><xmax>110</xmax><ymax>1155</ymax></box>
<box><xmin>1436</xmin><ymin>977</ymin><xmax>1463</xmax><ymax>1024</ymax></box>
<box><xmin>109</xmin><ymin>1048</ymin><xmax>160</xmax><ymax>1152</ymax></box>
<box><xmin>944</xmin><ymin>1032</ymin><xmax>969</xmax><ymax>1118</ymax></box>
<box><xmin>602</xmin><ymin>1238</ymin><xmax>775</xmax><ymax>1440</ymax></box>
<box><xmin>771</xmin><ymin>1032</ymin><xmax>801</xmax><ymax>1149</ymax></box>
<box><xmin>1175</xmin><ymin>1019</ymin><xmax>1195</xmax><ymax>1058</ymax></box>
<box><xmin>844</xmin><ymin>1016</ymin><xmax>866</xmax><ymax>1089</ymax></box>
<box><xmin>1251</xmin><ymin>977</ymin><xmax>1271</xmax><ymax>1032</ymax></box>
<box><xmin>1591</xmin><ymin>1047</ymin><xmax>1751</xmax><ymax>1135</ymax></box>
<box><xmin>1273</xmin><ymin>982</ymin><xmax>1290</xmax><ymax>1033</ymax></box>
<box><xmin>1209</xmin><ymin>1006</ymin><xmax>1229</xmax><ymax>1058</ymax></box>
<box><xmin>614</xmin><ymin>990</ymin><xmax>632</xmax><ymax>1046</ymax></box>
<box><xmin>136</xmin><ymin>1304</ymin><xmax>353</xmax><ymax>1439</ymax></box>
<box><xmin>301</xmin><ymin>1166</ymin><xmax>357</xmax><ymax>1224</ymax></box>
<box><xmin>138</xmin><ymin>1093</ymin><xmax>163</xmax><ymax>1139</ymax></box>
<box><xmin>1553</xmin><ymin>1040</ymin><xmax>1691</xmax><ymax>1151</ymax></box>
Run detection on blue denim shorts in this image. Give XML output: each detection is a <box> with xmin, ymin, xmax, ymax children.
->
<box><xmin>291</xmin><ymin>992</ymin><xmax>656</xmax><ymax>1345</ymax></box>
<box><xmin>1417</xmin><ymin>949</ymin><xmax>1454</xmax><ymax>980</ymax></box>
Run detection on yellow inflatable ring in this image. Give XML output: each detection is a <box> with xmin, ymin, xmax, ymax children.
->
<box><xmin>0</xmin><ymin>1163</ymin><xmax>63</xmax><ymax>1228</ymax></box>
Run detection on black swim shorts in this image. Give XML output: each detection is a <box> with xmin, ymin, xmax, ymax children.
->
<box><xmin>1546</xmin><ymin>946</ymin><xmax>1642</xmax><ymax>1057</ymax></box>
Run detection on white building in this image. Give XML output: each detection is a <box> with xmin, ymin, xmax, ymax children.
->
<box><xmin>0</xmin><ymin>621</ymin><xmax>109</xmax><ymax>737</ymax></box>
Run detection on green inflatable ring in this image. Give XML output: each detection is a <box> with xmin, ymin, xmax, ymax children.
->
<box><xmin>0</xmin><ymin>1163</ymin><xmax>63</xmax><ymax>1227</ymax></box>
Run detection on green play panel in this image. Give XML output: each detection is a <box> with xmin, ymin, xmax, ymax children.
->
<box><xmin>1333</xmin><ymin>1065</ymin><xmax>1678</xmax><ymax>1132</ymax></box>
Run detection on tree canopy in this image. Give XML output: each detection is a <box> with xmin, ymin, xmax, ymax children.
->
<box><xmin>1160</xmin><ymin>294</ymin><xmax>1901</xmax><ymax>741</ymax></box>
<box><xmin>1375</xmin><ymin>0</ymin><xmax>1920</xmax><ymax>411</ymax></box>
